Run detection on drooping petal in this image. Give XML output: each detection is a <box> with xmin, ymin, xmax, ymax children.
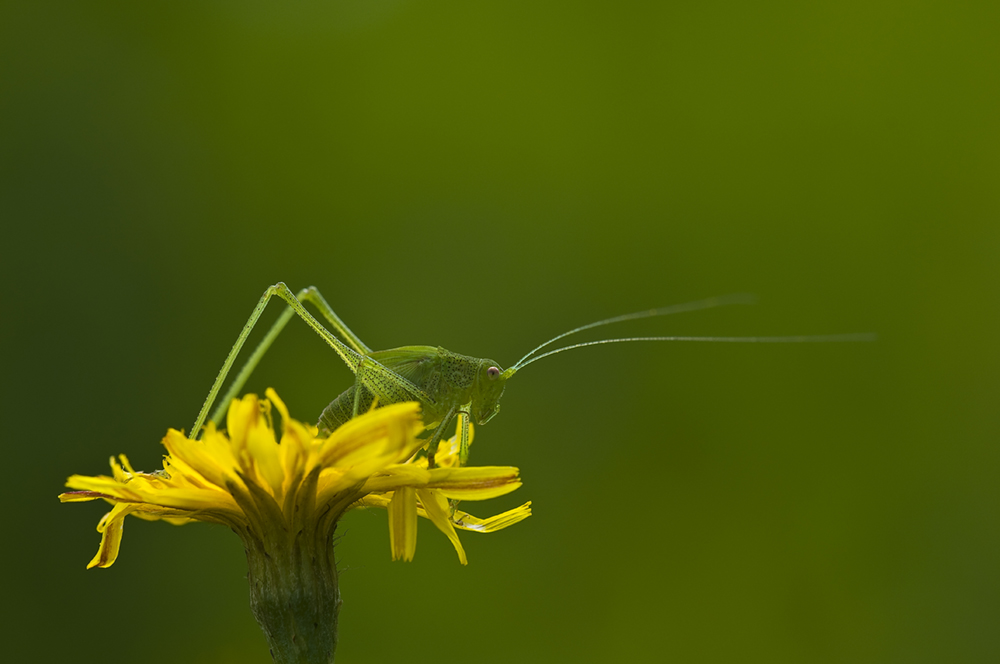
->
<box><xmin>453</xmin><ymin>501</ymin><xmax>533</xmax><ymax>533</ymax></box>
<box><xmin>354</xmin><ymin>493</ymin><xmax>532</xmax><ymax>533</ymax></box>
<box><xmin>388</xmin><ymin>487</ymin><xmax>417</xmax><ymax>561</ymax></box>
<box><xmin>417</xmin><ymin>489</ymin><xmax>467</xmax><ymax>565</ymax></box>
<box><xmin>87</xmin><ymin>502</ymin><xmax>137</xmax><ymax>569</ymax></box>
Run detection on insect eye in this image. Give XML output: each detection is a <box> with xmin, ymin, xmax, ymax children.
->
<box><xmin>487</xmin><ymin>366</ymin><xmax>500</xmax><ymax>379</ymax></box>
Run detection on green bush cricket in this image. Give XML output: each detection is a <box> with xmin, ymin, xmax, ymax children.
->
<box><xmin>190</xmin><ymin>283</ymin><xmax>873</xmax><ymax>467</ymax></box>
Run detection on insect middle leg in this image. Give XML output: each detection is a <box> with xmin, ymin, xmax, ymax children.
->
<box><xmin>424</xmin><ymin>405</ymin><xmax>459</xmax><ymax>470</ymax></box>
<box><xmin>458</xmin><ymin>408</ymin><xmax>471</xmax><ymax>465</ymax></box>
<box><xmin>300</xmin><ymin>287</ymin><xmax>372</xmax><ymax>355</ymax></box>
<box><xmin>347</xmin><ymin>360</ymin><xmax>457</xmax><ymax>467</ymax></box>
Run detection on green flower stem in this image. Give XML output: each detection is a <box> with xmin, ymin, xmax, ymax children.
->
<box><xmin>244</xmin><ymin>527</ymin><xmax>341</xmax><ymax>664</ymax></box>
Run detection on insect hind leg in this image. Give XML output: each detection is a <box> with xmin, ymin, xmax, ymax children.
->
<box><xmin>425</xmin><ymin>405</ymin><xmax>460</xmax><ymax>470</ymax></box>
<box><xmin>300</xmin><ymin>287</ymin><xmax>372</xmax><ymax>355</ymax></box>
<box><xmin>191</xmin><ymin>282</ymin><xmax>364</xmax><ymax>438</ymax></box>
<box><xmin>207</xmin><ymin>286</ymin><xmax>379</xmax><ymax>428</ymax></box>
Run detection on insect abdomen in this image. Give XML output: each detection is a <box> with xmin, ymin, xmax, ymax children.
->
<box><xmin>317</xmin><ymin>386</ymin><xmax>376</xmax><ymax>437</ymax></box>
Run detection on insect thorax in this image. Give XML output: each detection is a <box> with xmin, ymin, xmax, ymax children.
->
<box><xmin>428</xmin><ymin>347</ymin><xmax>480</xmax><ymax>411</ymax></box>
<box><xmin>317</xmin><ymin>347</ymin><xmax>481</xmax><ymax>435</ymax></box>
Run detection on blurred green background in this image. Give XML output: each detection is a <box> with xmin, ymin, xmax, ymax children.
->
<box><xmin>2</xmin><ymin>1</ymin><xmax>998</xmax><ymax>662</ymax></box>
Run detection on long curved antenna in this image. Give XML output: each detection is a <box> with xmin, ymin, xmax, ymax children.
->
<box><xmin>511</xmin><ymin>333</ymin><xmax>877</xmax><ymax>372</ymax></box>
<box><xmin>509</xmin><ymin>293</ymin><xmax>757</xmax><ymax>373</ymax></box>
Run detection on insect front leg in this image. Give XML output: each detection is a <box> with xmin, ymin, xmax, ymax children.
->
<box><xmin>458</xmin><ymin>408</ymin><xmax>471</xmax><ymax>465</ymax></box>
<box><xmin>442</xmin><ymin>410</ymin><xmax>472</xmax><ymax>516</ymax></box>
<box><xmin>426</xmin><ymin>408</ymin><xmax>471</xmax><ymax>468</ymax></box>
<box><xmin>425</xmin><ymin>405</ymin><xmax>459</xmax><ymax>470</ymax></box>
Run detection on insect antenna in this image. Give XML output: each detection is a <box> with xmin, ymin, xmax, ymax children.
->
<box><xmin>505</xmin><ymin>293</ymin><xmax>757</xmax><ymax>376</ymax></box>
<box><xmin>510</xmin><ymin>333</ymin><xmax>877</xmax><ymax>372</ymax></box>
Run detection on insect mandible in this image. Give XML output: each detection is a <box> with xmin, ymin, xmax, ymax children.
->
<box><xmin>190</xmin><ymin>283</ymin><xmax>873</xmax><ymax>466</ymax></box>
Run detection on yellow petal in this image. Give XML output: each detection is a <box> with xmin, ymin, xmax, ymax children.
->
<box><xmin>352</xmin><ymin>494</ymin><xmax>390</xmax><ymax>509</ymax></box>
<box><xmin>161</xmin><ymin>428</ymin><xmax>234</xmax><ymax>489</ymax></box>
<box><xmin>161</xmin><ymin>454</ymin><xmax>215</xmax><ymax>490</ymax></box>
<box><xmin>226</xmin><ymin>394</ymin><xmax>260</xmax><ymax>452</ymax></box>
<box><xmin>426</xmin><ymin>466</ymin><xmax>522</xmax><ymax>500</ymax></box>
<box><xmin>453</xmin><ymin>501</ymin><xmax>533</xmax><ymax>533</ymax></box>
<box><xmin>128</xmin><ymin>486</ymin><xmax>241</xmax><ymax>514</ymax></box>
<box><xmin>110</xmin><ymin>456</ymin><xmax>127</xmax><ymax>482</ymax></box>
<box><xmin>65</xmin><ymin>474</ymin><xmax>142</xmax><ymax>502</ymax></box>
<box><xmin>319</xmin><ymin>402</ymin><xmax>423</xmax><ymax>476</ymax></box>
<box><xmin>118</xmin><ymin>454</ymin><xmax>137</xmax><ymax>476</ymax></box>
<box><xmin>267</xmin><ymin>388</ymin><xmax>312</xmax><ymax>481</ymax></box>
<box><xmin>279</xmin><ymin>429</ymin><xmax>307</xmax><ymax>490</ymax></box>
<box><xmin>388</xmin><ymin>487</ymin><xmax>417</xmax><ymax>562</ymax></box>
<box><xmin>360</xmin><ymin>465</ymin><xmax>432</xmax><ymax>493</ymax></box>
<box><xmin>161</xmin><ymin>516</ymin><xmax>193</xmax><ymax>525</ymax></box>
<box><xmin>265</xmin><ymin>388</ymin><xmax>290</xmax><ymax>425</ymax></box>
<box><xmin>66</xmin><ymin>471</ymin><xmax>241</xmax><ymax>516</ymax></box>
<box><xmin>433</xmin><ymin>417</ymin><xmax>475</xmax><ymax>468</ymax></box>
<box><xmin>417</xmin><ymin>489</ymin><xmax>467</xmax><ymax>565</ymax></box>
<box><xmin>314</xmin><ymin>466</ymin><xmax>352</xmax><ymax>506</ymax></box>
<box><xmin>87</xmin><ymin>503</ymin><xmax>137</xmax><ymax>569</ymax></box>
<box><xmin>59</xmin><ymin>491</ymin><xmax>106</xmax><ymax>502</ymax></box>
<box><xmin>245</xmin><ymin>414</ymin><xmax>284</xmax><ymax>498</ymax></box>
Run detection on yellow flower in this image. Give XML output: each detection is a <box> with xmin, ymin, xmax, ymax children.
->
<box><xmin>61</xmin><ymin>390</ymin><xmax>531</xmax><ymax>664</ymax></box>
<box><xmin>61</xmin><ymin>389</ymin><xmax>529</xmax><ymax>569</ymax></box>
